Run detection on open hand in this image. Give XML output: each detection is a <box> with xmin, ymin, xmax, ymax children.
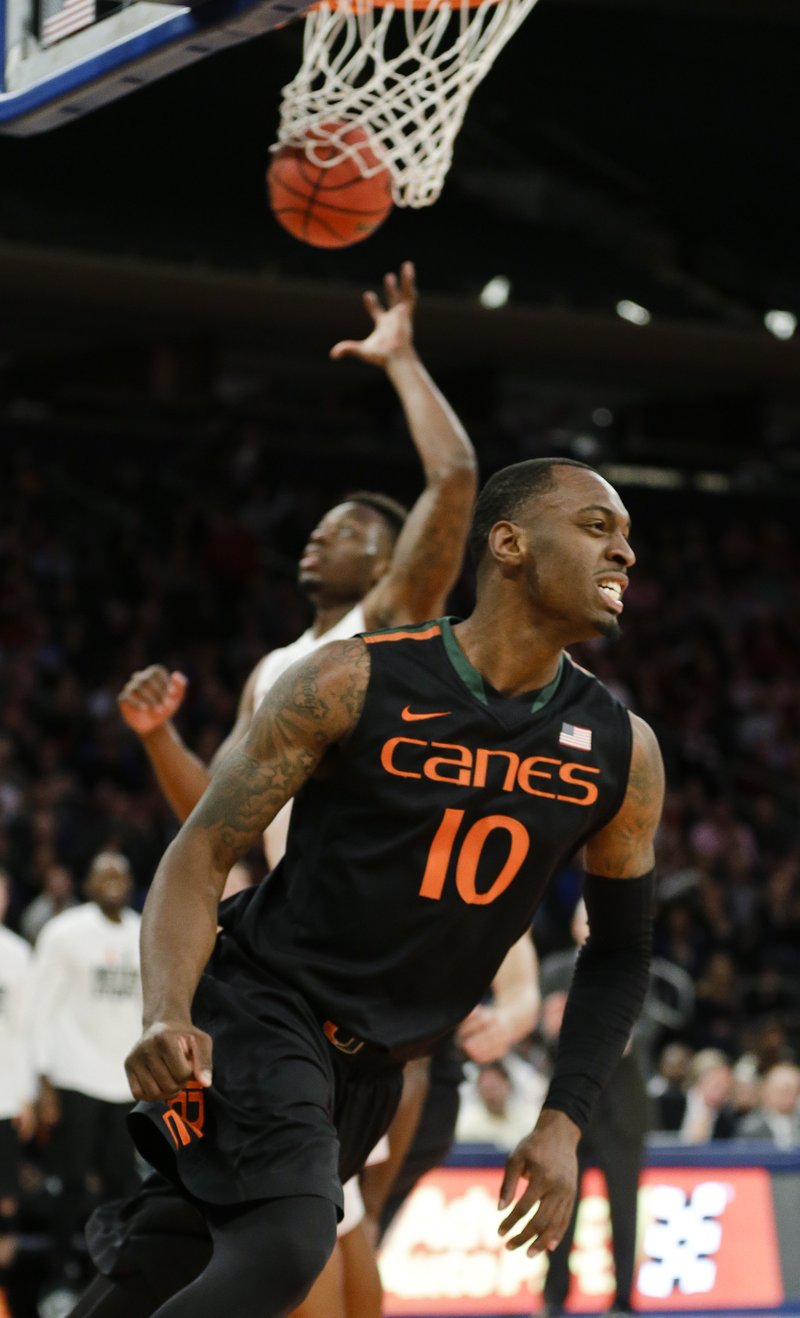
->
<box><xmin>118</xmin><ymin>665</ymin><xmax>188</xmax><ymax>736</ymax></box>
<box><xmin>330</xmin><ymin>261</ymin><xmax>417</xmax><ymax>367</ymax></box>
<box><xmin>497</xmin><ymin>1108</ymin><xmax>580</xmax><ymax>1256</ymax></box>
<box><xmin>125</xmin><ymin>1020</ymin><xmax>213</xmax><ymax>1102</ymax></box>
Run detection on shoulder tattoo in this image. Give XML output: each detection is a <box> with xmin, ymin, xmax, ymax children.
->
<box><xmin>189</xmin><ymin>638</ymin><xmax>370</xmax><ymax>860</ymax></box>
<box><xmin>586</xmin><ymin>716</ymin><xmax>664</xmax><ymax>877</ymax></box>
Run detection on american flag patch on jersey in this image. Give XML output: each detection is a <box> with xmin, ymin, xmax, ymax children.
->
<box><xmin>559</xmin><ymin>722</ymin><xmax>592</xmax><ymax>751</ymax></box>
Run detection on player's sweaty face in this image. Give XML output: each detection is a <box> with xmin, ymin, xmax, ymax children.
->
<box><xmin>298</xmin><ymin>502</ymin><xmax>391</xmax><ymax>601</ymax></box>
<box><xmin>522</xmin><ymin>469</ymin><xmax>635</xmax><ymax>641</ymax></box>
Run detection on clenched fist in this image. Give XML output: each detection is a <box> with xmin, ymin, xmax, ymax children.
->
<box><xmin>125</xmin><ymin>1020</ymin><xmax>213</xmax><ymax>1102</ymax></box>
<box><xmin>118</xmin><ymin>665</ymin><xmax>188</xmax><ymax>736</ymax></box>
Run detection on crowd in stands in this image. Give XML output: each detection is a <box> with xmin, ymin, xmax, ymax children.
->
<box><xmin>1</xmin><ymin>421</ymin><xmax>799</xmax><ymax>1313</ymax></box>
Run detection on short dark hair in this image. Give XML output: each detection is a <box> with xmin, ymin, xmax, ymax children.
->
<box><xmin>468</xmin><ymin>458</ymin><xmax>595</xmax><ymax>566</ymax></box>
<box><xmin>342</xmin><ymin>490</ymin><xmax>409</xmax><ymax>546</ymax></box>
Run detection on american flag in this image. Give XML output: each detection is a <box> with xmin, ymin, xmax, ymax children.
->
<box><xmin>559</xmin><ymin>722</ymin><xmax>592</xmax><ymax>751</ymax></box>
<box><xmin>39</xmin><ymin>0</ymin><xmax>96</xmax><ymax>48</ymax></box>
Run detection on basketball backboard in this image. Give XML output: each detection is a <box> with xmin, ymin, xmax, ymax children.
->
<box><xmin>0</xmin><ymin>0</ymin><xmax>312</xmax><ymax>134</ymax></box>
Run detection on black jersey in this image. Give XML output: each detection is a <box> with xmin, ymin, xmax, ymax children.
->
<box><xmin>219</xmin><ymin>618</ymin><xmax>632</xmax><ymax>1060</ymax></box>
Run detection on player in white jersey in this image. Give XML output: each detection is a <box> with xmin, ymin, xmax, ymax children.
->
<box><xmin>113</xmin><ymin>262</ymin><xmax>477</xmax><ymax>1318</ymax></box>
<box><xmin>117</xmin><ymin>262</ymin><xmax>476</xmax><ymax>870</ymax></box>
<box><xmin>31</xmin><ymin>852</ymin><xmax>142</xmax><ymax>1292</ymax></box>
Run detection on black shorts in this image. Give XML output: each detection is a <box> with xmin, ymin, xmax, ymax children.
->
<box><xmin>129</xmin><ymin>935</ymin><xmax>402</xmax><ymax>1217</ymax></box>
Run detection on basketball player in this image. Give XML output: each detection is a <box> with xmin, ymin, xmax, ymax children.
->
<box><xmin>100</xmin><ymin>261</ymin><xmax>476</xmax><ymax>1318</ymax></box>
<box><xmin>109</xmin><ymin>457</ymin><xmax>663</xmax><ymax>1318</ymax></box>
<box><xmin>117</xmin><ymin>259</ymin><xmax>477</xmax><ymax>872</ymax></box>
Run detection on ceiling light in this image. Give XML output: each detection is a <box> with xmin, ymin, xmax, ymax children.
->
<box><xmin>592</xmin><ymin>407</ymin><xmax>614</xmax><ymax>427</ymax></box>
<box><xmin>480</xmin><ymin>276</ymin><xmax>511</xmax><ymax>310</ymax></box>
<box><xmin>602</xmin><ymin>463</ymin><xmax>683</xmax><ymax>489</ymax></box>
<box><xmin>764</xmin><ymin>310</ymin><xmax>797</xmax><ymax>341</ymax></box>
<box><xmin>616</xmin><ymin>299</ymin><xmax>651</xmax><ymax>327</ymax></box>
<box><xmin>571</xmin><ymin>434</ymin><xmax>601</xmax><ymax>461</ymax></box>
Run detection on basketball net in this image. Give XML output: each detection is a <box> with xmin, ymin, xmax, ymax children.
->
<box><xmin>274</xmin><ymin>0</ymin><xmax>542</xmax><ymax>208</ymax></box>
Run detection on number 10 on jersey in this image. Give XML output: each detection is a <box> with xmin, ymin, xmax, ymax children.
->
<box><xmin>419</xmin><ymin>808</ymin><xmax>530</xmax><ymax>906</ymax></box>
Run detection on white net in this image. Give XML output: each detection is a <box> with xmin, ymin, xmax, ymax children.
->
<box><xmin>274</xmin><ymin>0</ymin><xmax>542</xmax><ymax>208</ymax></box>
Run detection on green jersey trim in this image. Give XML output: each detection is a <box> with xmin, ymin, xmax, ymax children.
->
<box><xmin>440</xmin><ymin>617</ymin><xmax>564</xmax><ymax>714</ymax></box>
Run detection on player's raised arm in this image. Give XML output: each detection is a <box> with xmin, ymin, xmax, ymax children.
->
<box><xmin>331</xmin><ymin>261</ymin><xmax>478</xmax><ymax>626</ymax></box>
<box><xmin>496</xmin><ymin>713</ymin><xmax>664</xmax><ymax>1256</ymax></box>
<box><xmin>125</xmin><ymin>637</ymin><xmax>371</xmax><ymax>1104</ymax></box>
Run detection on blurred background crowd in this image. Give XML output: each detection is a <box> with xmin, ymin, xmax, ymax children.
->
<box><xmin>1</xmin><ymin>405</ymin><xmax>799</xmax><ymax>1314</ymax></box>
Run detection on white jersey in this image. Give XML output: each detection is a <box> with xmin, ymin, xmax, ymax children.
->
<box><xmin>252</xmin><ymin>602</ymin><xmax>367</xmax><ymax>711</ymax></box>
<box><xmin>31</xmin><ymin>903</ymin><xmax>142</xmax><ymax>1103</ymax></box>
<box><xmin>0</xmin><ymin>925</ymin><xmax>35</xmax><ymax>1119</ymax></box>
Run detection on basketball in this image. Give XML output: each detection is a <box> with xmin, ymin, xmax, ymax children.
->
<box><xmin>267</xmin><ymin>122</ymin><xmax>394</xmax><ymax>249</ymax></box>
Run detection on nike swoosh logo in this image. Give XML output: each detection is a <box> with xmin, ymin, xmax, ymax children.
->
<box><xmin>401</xmin><ymin>706</ymin><xmax>452</xmax><ymax>722</ymax></box>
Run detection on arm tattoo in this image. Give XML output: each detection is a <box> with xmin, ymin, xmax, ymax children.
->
<box><xmin>586</xmin><ymin>716</ymin><xmax>664</xmax><ymax>876</ymax></box>
<box><xmin>189</xmin><ymin>639</ymin><xmax>370</xmax><ymax>865</ymax></box>
<box><xmin>332</xmin><ymin>637</ymin><xmax>372</xmax><ymax>724</ymax></box>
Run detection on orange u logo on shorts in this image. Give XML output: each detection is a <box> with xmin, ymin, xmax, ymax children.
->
<box><xmin>323</xmin><ymin>1020</ymin><xmax>365</xmax><ymax>1055</ymax></box>
<box><xmin>161</xmin><ymin>1081</ymin><xmax>206</xmax><ymax>1148</ymax></box>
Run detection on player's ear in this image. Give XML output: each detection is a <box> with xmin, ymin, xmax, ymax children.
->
<box><xmin>488</xmin><ymin>520</ymin><xmax>525</xmax><ymax>575</ymax></box>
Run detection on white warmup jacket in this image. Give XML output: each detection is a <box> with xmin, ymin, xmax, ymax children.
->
<box><xmin>31</xmin><ymin>903</ymin><xmax>142</xmax><ymax>1102</ymax></box>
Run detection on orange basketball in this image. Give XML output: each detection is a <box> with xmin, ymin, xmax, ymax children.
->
<box><xmin>267</xmin><ymin>122</ymin><xmax>394</xmax><ymax>249</ymax></box>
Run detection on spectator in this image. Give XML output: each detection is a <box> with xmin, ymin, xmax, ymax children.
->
<box><xmin>690</xmin><ymin>950</ymin><xmax>743</xmax><ymax>1056</ymax></box>
<box><xmin>737</xmin><ymin>1063</ymin><xmax>800</xmax><ymax>1147</ymax></box>
<box><xmin>30</xmin><ymin>851</ymin><xmax>142</xmax><ymax>1299</ymax></box>
<box><xmin>730</xmin><ymin>1055</ymin><xmax>762</xmax><ymax>1126</ymax></box>
<box><xmin>653</xmin><ymin>903</ymin><xmax>707</xmax><ymax>980</ymax></box>
<box><xmin>647</xmin><ymin>1042</ymin><xmax>693</xmax><ymax>1133</ymax></box>
<box><xmin>679</xmin><ymin>1049</ymin><xmax>737</xmax><ymax>1142</ymax></box>
<box><xmin>20</xmin><ymin>863</ymin><xmax>76</xmax><ymax>945</ymax></box>
<box><xmin>456</xmin><ymin>1057</ymin><xmax>546</xmax><ymax>1149</ymax></box>
<box><xmin>746</xmin><ymin>1016</ymin><xmax>796</xmax><ymax>1075</ymax></box>
<box><xmin>744</xmin><ymin>964</ymin><xmax>800</xmax><ymax>1038</ymax></box>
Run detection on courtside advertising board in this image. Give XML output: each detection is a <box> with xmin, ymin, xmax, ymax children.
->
<box><xmin>380</xmin><ymin>1146</ymin><xmax>800</xmax><ymax>1316</ymax></box>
